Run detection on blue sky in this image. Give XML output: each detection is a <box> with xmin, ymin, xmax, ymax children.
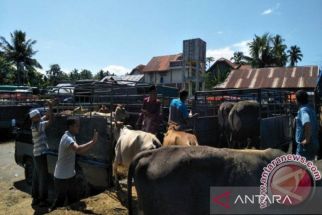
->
<box><xmin>1</xmin><ymin>0</ymin><xmax>322</xmax><ymax>75</ymax></box>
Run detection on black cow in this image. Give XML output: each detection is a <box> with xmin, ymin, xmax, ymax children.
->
<box><xmin>127</xmin><ymin>146</ymin><xmax>284</xmax><ymax>215</ymax></box>
<box><xmin>217</xmin><ymin>102</ymin><xmax>235</xmax><ymax>147</ymax></box>
<box><xmin>228</xmin><ymin>100</ymin><xmax>260</xmax><ymax>148</ymax></box>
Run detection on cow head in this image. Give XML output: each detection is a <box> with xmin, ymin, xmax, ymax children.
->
<box><xmin>113</xmin><ymin>104</ymin><xmax>129</xmax><ymax>122</ymax></box>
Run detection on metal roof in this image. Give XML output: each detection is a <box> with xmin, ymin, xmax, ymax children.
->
<box><xmin>215</xmin><ymin>66</ymin><xmax>319</xmax><ymax>89</ymax></box>
<box><xmin>100</xmin><ymin>74</ymin><xmax>144</xmax><ymax>86</ymax></box>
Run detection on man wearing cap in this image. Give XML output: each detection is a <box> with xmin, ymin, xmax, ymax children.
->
<box><xmin>30</xmin><ymin>101</ymin><xmax>53</xmax><ymax>207</ymax></box>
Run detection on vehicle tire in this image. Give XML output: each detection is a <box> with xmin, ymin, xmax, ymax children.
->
<box><xmin>24</xmin><ymin>158</ymin><xmax>33</xmax><ymax>185</ymax></box>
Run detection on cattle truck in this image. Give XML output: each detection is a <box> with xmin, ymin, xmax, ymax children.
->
<box><xmin>192</xmin><ymin>88</ymin><xmax>294</xmax><ymax>151</ymax></box>
<box><xmin>14</xmin><ymin>81</ymin><xmax>178</xmax><ymax>196</ymax></box>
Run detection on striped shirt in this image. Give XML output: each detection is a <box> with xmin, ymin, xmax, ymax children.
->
<box><xmin>31</xmin><ymin>120</ymin><xmax>49</xmax><ymax>157</ymax></box>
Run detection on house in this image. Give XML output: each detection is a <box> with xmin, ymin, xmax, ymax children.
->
<box><xmin>207</xmin><ymin>58</ymin><xmax>251</xmax><ymax>78</ymax></box>
<box><xmin>142</xmin><ymin>38</ymin><xmax>206</xmax><ymax>95</ymax></box>
<box><xmin>130</xmin><ymin>64</ymin><xmax>145</xmax><ymax>75</ymax></box>
<box><xmin>142</xmin><ymin>53</ymin><xmax>184</xmax><ymax>88</ymax></box>
<box><xmin>214</xmin><ymin>66</ymin><xmax>320</xmax><ymax>91</ymax></box>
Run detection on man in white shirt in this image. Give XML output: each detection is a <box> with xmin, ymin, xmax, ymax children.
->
<box><xmin>50</xmin><ymin>118</ymin><xmax>98</xmax><ymax>211</ymax></box>
<box><xmin>30</xmin><ymin>101</ymin><xmax>53</xmax><ymax>207</ymax></box>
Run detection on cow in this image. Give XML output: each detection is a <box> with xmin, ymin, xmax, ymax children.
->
<box><xmin>113</xmin><ymin>124</ymin><xmax>161</xmax><ymax>187</ymax></box>
<box><xmin>228</xmin><ymin>100</ymin><xmax>260</xmax><ymax>149</ymax></box>
<box><xmin>217</xmin><ymin>101</ymin><xmax>235</xmax><ymax>148</ymax></box>
<box><xmin>163</xmin><ymin>123</ymin><xmax>198</xmax><ymax>146</ymax></box>
<box><xmin>127</xmin><ymin>146</ymin><xmax>284</xmax><ymax>215</ymax></box>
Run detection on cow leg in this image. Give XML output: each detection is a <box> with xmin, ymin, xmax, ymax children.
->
<box><xmin>113</xmin><ymin>163</ymin><xmax>121</xmax><ymax>189</ymax></box>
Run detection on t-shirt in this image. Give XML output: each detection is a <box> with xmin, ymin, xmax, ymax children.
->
<box><xmin>295</xmin><ymin>105</ymin><xmax>319</xmax><ymax>160</ymax></box>
<box><xmin>31</xmin><ymin>120</ymin><xmax>48</xmax><ymax>157</ymax></box>
<box><xmin>142</xmin><ymin>97</ymin><xmax>161</xmax><ymax>115</ymax></box>
<box><xmin>54</xmin><ymin>131</ymin><xmax>76</xmax><ymax>179</ymax></box>
<box><xmin>169</xmin><ymin>98</ymin><xmax>189</xmax><ymax>126</ymax></box>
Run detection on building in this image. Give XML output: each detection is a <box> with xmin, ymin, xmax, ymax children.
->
<box><xmin>214</xmin><ymin>66</ymin><xmax>320</xmax><ymax>91</ymax></box>
<box><xmin>101</xmin><ymin>74</ymin><xmax>144</xmax><ymax>86</ymax></box>
<box><xmin>130</xmin><ymin>64</ymin><xmax>145</xmax><ymax>75</ymax></box>
<box><xmin>142</xmin><ymin>38</ymin><xmax>206</xmax><ymax>95</ymax></box>
<box><xmin>207</xmin><ymin>58</ymin><xmax>251</xmax><ymax>77</ymax></box>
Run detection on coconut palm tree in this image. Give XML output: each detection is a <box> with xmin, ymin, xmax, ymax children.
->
<box><xmin>0</xmin><ymin>30</ymin><xmax>42</xmax><ymax>85</ymax></box>
<box><xmin>230</xmin><ymin>51</ymin><xmax>247</xmax><ymax>65</ymax></box>
<box><xmin>46</xmin><ymin>64</ymin><xmax>64</xmax><ymax>86</ymax></box>
<box><xmin>248</xmin><ymin>33</ymin><xmax>273</xmax><ymax>68</ymax></box>
<box><xmin>287</xmin><ymin>45</ymin><xmax>303</xmax><ymax>67</ymax></box>
<box><xmin>206</xmin><ymin>56</ymin><xmax>215</xmax><ymax>69</ymax></box>
<box><xmin>271</xmin><ymin>34</ymin><xmax>288</xmax><ymax>67</ymax></box>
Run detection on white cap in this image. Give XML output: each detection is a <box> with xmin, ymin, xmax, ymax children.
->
<box><xmin>29</xmin><ymin>109</ymin><xmax>40</xmax><ymax>119</ymax></box>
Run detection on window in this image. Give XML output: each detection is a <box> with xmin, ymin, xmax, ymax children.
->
<box><xmin>160</xmin><ymin>76</ymin><xmax>164</xmax><ymax>83</ymax></box>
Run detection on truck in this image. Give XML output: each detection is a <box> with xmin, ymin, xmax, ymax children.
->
<box><xmin>14</xmin><ymin>81</ymin><xmax>178</xmax><ymax>196</ymax></box>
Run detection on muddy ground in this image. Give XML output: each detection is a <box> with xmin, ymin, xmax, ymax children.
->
<box><xmin>0</xmin><ymin>137</ymin><xmax>136</xmax><ymax>215</ymax></box>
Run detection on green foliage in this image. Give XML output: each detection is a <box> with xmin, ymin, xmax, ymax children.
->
<box><xmin>206</xmin><ymin>56</ymin><xmax>215</xmax><ymax>69</ymax></box>
<box><xmin>230</xmin><ymin>51</ymin><xmax>247</xmax><ymax>65</ymax></box>
<box><xmin>0</xmin><ymin>30</ymin><xmax>42</xmax><ymax>85</ymax></box>
<box><xmin>0</xmin><ymin>53</ymin><xmax>15</xmax><ymax>84</ymax></box>
<box><xmin>204</xmin><ymin>65</ymin><xmax>230</xmax><ymax>90</ymax></box>
<box><xmin>69</xmin><ymin>68</ymin><xmax>80</xmax><ymax>81</ymax></box>
<box><xmin>79</xmin><ymin>69</ymin><xmax>93</xmax><ymax>79</ymax></box>
<box><xmin>94</xmin><ymin>69</ymin><xmax>110</xmax><ymax>80</ymax></box>
<box><xmin>245</xmin><ymin>33</ymin><xmax>302</xmax><ymax>68</ymax></box>
<box><xmin>288</xmin><ymin>45</ymin><xmax>303</xmax><ymax>67</ymax></box>
<box><xmin>46</xmin><ymin>64</ymin><xmax>68</xmax><ymax>86</ymax></box>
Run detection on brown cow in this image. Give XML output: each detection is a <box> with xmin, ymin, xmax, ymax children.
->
<box><xmin>163</xmin><ymin>124</ymin><xmax>198</xmax><ymax>146</ymax></box>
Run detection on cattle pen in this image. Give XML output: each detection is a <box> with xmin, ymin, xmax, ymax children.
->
<box><xmin>192</xmin><ymin>88</ymin><xmax>294</xmax><ymax>151</ymax></box>
<box><xmin>15</xmin><ymin>80</ymin><xmax>178</xmax><ymax>194</ymax></box>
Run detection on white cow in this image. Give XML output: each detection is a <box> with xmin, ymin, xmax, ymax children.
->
<box><xmin>113</xmin><ymin>124</ymin><xmax>161</xmax><ymax>185</ymax></box>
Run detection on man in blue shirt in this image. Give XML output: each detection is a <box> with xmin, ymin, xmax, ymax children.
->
<box><xmin>169</xmin><ymin>90</ymin><xmax>190</xmax><ymax>130</ymax></box>
<box><xmin>295</xmin><ymin>90</ymin><xmax>319</xmax><ymax>160</ymax></box>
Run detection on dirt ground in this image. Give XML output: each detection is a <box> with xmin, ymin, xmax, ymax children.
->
<box><xmin>0</xmin><ymin>137</ymin><xmax>136</xmax><ymax>215</ymax></box>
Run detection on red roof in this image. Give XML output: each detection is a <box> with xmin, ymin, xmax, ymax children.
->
<box><xmin>143</xmin><ymin>54</ymin><xmax>182</xmax><ymax>73</ymax></box>
<box><xmin>215</xmin><ymin>66</ymin><xmax>319</xmax><ymax>89</ymax></box>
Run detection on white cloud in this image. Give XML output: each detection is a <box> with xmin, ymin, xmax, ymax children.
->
<box><xmin>207</xmin><ymin>47</ymin><xmax>234</xmax><ymax>61</ymax></box>
<box><xmin>262</xmin><ymin>8</ymin><xmax>273</xmax><ymax>15</ymax></box>
<box><xmin>102</xmin><ymin>65</ymin><xmax>131</xmax><ymax>76</ymax></box>
<box><xmin>261</xmin><ymin>3</ymin><xmax>280</xmax><ymax>15</ymax></box>
<box><xmin>206</xmin><ymin>40</ymin><xmax>251</xmax><ymax>60</ymax></box>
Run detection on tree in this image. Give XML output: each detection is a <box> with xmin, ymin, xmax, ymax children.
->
<box><xmin>287</xmin><ymin>45</ymin><xmax>303</xmax><ymax>67</ymax></box>
<box><xmin>94</xmin><ymin>69</ymin><xmax>110</xmax><ymax>80</ymax></box>
<box><xmin>46</xmin><ymin>64</ymin><xmax>66</xmax><ymax>86</ymax></box>
<box><xmin>245</xmin><ymin>33</ymin><xmax>299</xmax><ymax>68</ymax></box>
<box><xmin>69</xmin><ymin>68</ymin><xmax>80</xmax><ymax>81</ymax></box>
<box><xmin>0</xmin><ymin>30</ymin><xmax>42</xmax><ymax>85</ymax></box>
<box><xmin>230</xmin><ymin>51</ymin><xmax>247</xmax><ymax>65</ymax></box>
<box><xmin>28</xmin><ymin>70</ymin><xmax>47</xmax><ymax>88</ymax></box>
<box><xmin>248</xmin><ymin>33</ymin><xmax>273</xmax><ymax>68</ymax></box>
<box><xmin>204</xmin><ymin>66</ymin><xmax>230</xmax><ymax>90</ymax></box>
<box><xmin>206</xmin><ymin>56</ymin><xmax>215</xmax><ymax>69</ymax></box>
<box><xmin>79</xmin><ymin>69</ymin><xmax>93</xmax><ymax>79</ymax></box>
<box><xmin>271</xmin><ymin>34</ymin><xmax>288</xmax><ymax>67</ymax></box>
<box><xmin>0</xmin><ymin>53</ymin><xmax>15</xmax><ymax>84</ymax></box>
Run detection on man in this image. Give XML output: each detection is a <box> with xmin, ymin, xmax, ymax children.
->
<box><xmin>50</xmin><ymin>118</ymin><xmax>98</xmax><ymax>211</ymax></box>
<box><xmin>295</xmin><ymin>90</ymin><xmax>319</xmax><ymax>160</ymax></box>
<box><xmin>30</xmin><ymin>101</ymin><xmax>53</xmax><ymax>207</ymax></box>
<box><xmin>169</xmin><ymin>90</ymin><xmax>194</xmax><ymax>130</ymax></box>
<box><xmin>137</xmin><ymin>85</ymin><xmax>161</xmax><ymax>134</ymax></box>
